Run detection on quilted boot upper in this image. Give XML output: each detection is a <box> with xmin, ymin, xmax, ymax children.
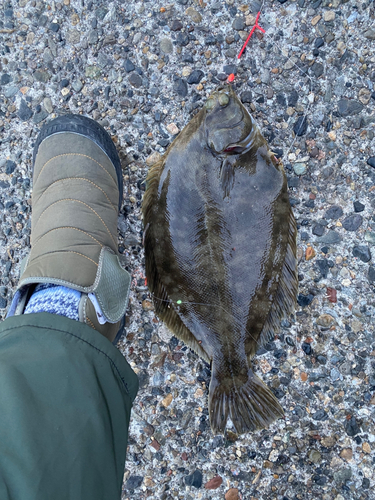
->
<box><xmin>12</xmin><ymin>117</ymin><xmax>131</xmax><ymax>342</ymax></box>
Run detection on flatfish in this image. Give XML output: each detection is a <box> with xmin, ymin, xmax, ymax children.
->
<box><xmin>142</xmin><ymin>85</ymin><xmax>297</xmax><ymax>434</ymax></box>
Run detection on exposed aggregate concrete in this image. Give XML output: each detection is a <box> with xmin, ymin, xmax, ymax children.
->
<box><xmin>1</xmin><ymin>0</ymin><xmax>375</xmax><ymax>499</ymax></box>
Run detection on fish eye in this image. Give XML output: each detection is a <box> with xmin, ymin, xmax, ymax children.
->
<box><xmin>205</xmin><ymin>98</ymin><xmax>215</xmax><ymax>111</ymax></box>
<box><xmin>218</xmin><ymin>94</ymin><xmax>229</xmax><ymax>106</ymax></box>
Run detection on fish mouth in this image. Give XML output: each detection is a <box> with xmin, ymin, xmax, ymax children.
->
<box><xmin>221</xmin><ymin>127</ymin><xmax>256</xmax><ymax>155</ymax></box>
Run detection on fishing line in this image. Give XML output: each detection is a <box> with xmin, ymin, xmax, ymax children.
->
<box><xmin>227</xmin><ymin>0</ymin><xmax>314</xmax><ymax>162</ymax></box>
<box><xmin>140</xmin><ymin>1</ymin><xmax>314</xmax><ymax>358</ymax></box>
<box><xmin>238</xmin><ymin>3</ymin><xmax>314</xmax><ymax>352</ymax></box>
<box><xmin>148</xmin><ymin>291</ymin><xmax>277</xmax><ymax>351</ymax></box>
<box><xmin>249</xmin><ymin>4</ymin><xmax>314</xmax><ymax>159</ymax></box>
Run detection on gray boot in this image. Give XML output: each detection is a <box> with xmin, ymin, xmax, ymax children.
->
<box><xmin>8</xmin><ymin>115</ymin><xmax>131</xmax><ymax>343</ymax></box>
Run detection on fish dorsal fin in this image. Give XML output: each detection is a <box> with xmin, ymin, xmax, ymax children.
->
<box><xmin>142</xmin><ymin>156</ymin><xmax>165</xmax><ymax>223</ymax></box>
<box><xmin>142</xmin><ymin>157</ymin><xmax>211</xmax><ymax>365</ymax></box>
<box><xmin>256</xmin><ymin>209</ymin><xmax>298</xmax><ymax>352</ymax></box>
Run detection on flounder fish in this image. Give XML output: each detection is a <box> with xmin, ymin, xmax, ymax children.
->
<box><xmin>142</xmin><ymin>85</ymin><xmax>297</xmax><ymax>434</ymax></box>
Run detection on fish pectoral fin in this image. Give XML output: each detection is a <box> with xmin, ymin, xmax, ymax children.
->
<box><xmin>255</xmin><ymin>207</ymin><xmax>298</xmax><ymax>352</ymax></box>
<box><xmin>220</xmin><ymin>158</ymin><xmax>235</xmax><ymax>199</ymax></box>
<box><xmin>209</xmin><ymin>362</ymin><xmax>284</xmax><ymax>435</ymax></box>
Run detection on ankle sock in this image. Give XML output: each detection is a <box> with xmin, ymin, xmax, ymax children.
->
<box><xmin>24</xmin><ymin>283</ymin><xmax>81</xmax><ymax>321</ymax></box>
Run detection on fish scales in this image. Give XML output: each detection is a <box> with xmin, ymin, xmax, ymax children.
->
<box><xmin>142</xmin><ymin>85</ymin><xmax>298</xmax><ymax>434</ymax></box>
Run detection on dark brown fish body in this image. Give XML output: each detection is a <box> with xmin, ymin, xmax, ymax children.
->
<box><xmin>142</xmin><ymin>85</ymin><xmax>297</xmax><ymax>434</ymax></box>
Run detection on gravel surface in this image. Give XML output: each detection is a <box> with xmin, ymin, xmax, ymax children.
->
<box><xmin>1</xmin><ymin>0</ymin><xmax>375</xmax><ymax>499</ymax></box>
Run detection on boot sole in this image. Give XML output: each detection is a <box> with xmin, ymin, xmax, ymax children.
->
<box><xmin>33</xmin><ymin>114</ymin><xmax>123</xmax><ymax>210</ymax></box>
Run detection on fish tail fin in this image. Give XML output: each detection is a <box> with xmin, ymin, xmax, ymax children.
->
<box><xmin>209</xmin><ymin>364</ymin><xmax>284</xmax><ymax>434</ymax></box>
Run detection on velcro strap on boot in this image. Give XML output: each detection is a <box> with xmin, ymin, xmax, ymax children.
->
<box><xmin>11</xmin><ymin>247</ymin><xmax>131</xmax><ymax>324</ymax></box>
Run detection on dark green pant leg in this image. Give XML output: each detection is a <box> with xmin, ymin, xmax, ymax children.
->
<box><xmin>0</xmin><ymin>313</ymin><xmax>138</xmax><ymax>500</ymax></box>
